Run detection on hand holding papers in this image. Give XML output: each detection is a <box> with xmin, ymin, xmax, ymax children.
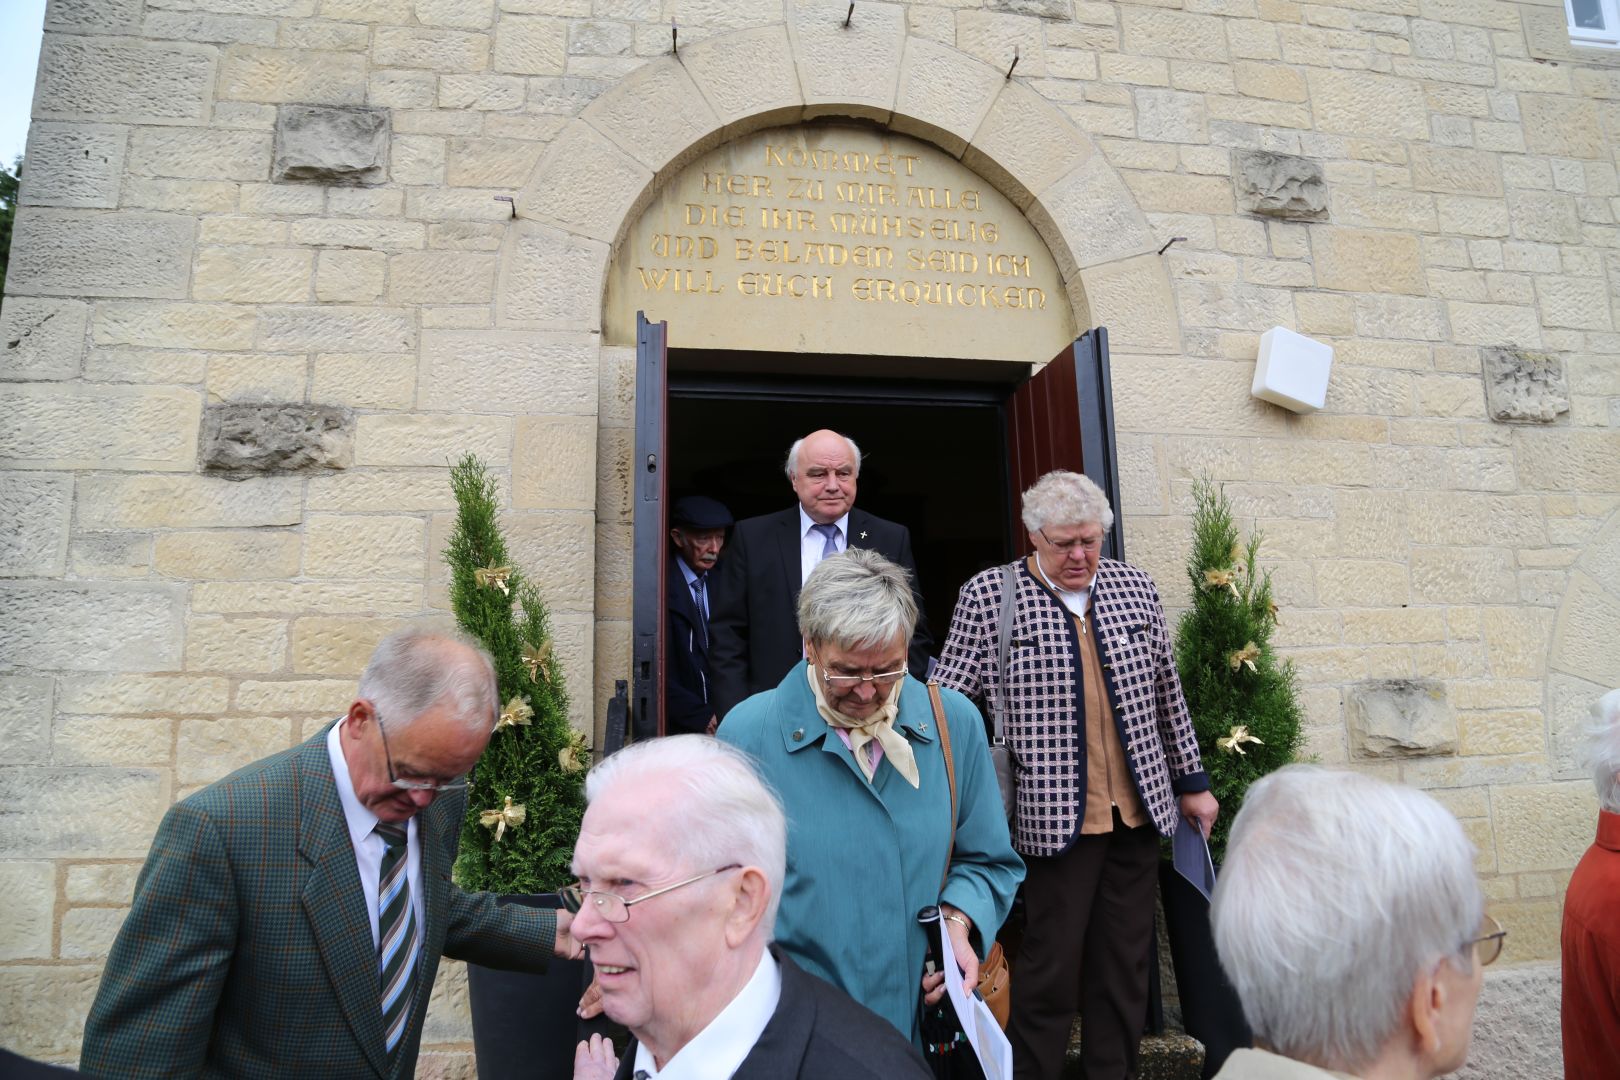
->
<box><xmin>929</xmin><ymin>910</ymin><xmax>1013</xmax><ymax>1080</ymax></box>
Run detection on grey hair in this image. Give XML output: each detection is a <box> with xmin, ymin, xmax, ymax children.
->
<box><xmin>585</xmin><ymin>735</ymin><xmax>788</xmax><ymax>931</ymax></box>
<box><xmin>1212</xmin><ymin>765</ymin><xmax>1483</xmax><ymax>1073</ymax></box>
<box><xmin>357</xmin><ymin>627</ymin><xmax>498</xmax><ymax>733</ymax></box>
<box><xmin>797</xmin><ymin>547</ymin><xmax>917</xmax><ymax>652</ymax></box>
<box><xmin>1019</xmin><ymin>470</ymin><xmax>1115</xmax><ymax>535</ymax></box>
<box><xmin>783</xmin><ymin>432</ymin><xmax>862</xmax><ymax>481</ymax></box>
<box><xmin>1589</xmin><ymin>687</ymin><xmax>1620</xmax><ymax>813</ymax></box>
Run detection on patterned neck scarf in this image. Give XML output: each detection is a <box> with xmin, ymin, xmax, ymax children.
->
<box><xmin>805</xmin><ymin>666</ymin><xmax>919</xmax><ymax>788</ymax></box>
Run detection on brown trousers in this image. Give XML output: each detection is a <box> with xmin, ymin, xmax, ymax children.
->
<box><xmin>1009</xmin><ymin>813</ymin><xmax>1160</xmax><ymax>1080</ymax></box>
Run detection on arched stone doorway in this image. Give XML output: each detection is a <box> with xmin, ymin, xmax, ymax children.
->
<box><xmin>493</xmin><ymin>5</ymin><xmax>1180</xmax><ymax>737</ymax></box>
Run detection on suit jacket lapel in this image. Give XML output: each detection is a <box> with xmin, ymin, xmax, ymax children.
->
<box><xmin>735</xmin><ymin>946</ymin><xmax>816</xmax><ymax>1076</ymax></box>
<box><xmin>667</xmin><ymin>557</ymin><xmax>708</xmax><ymax>658</ymax></box>
<box><xmin>774</xmin><ymin>508</ymin><xmax>804</xmax><ymax>612</ymax></box>
<box><xmin>613</xmin><ymin>947</ymin><xmax>818</xmax><ymax>1078</ymax></box>
<box><xmin>296</xmin><ymin>735</ymin><xmax>390</xmax><ymax>1079</ymax></box>
<box><xmin>846</xmin><ymin>509</ymin><xmax>874</xmax><ymax>550</ymax></box>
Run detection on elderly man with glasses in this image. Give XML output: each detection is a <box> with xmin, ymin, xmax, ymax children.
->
<box><xmin>717</xmin><ymin>547</ymin><xmax>1024</xmax><ymax>1044</ymax></box>
<box><xmin>1211</xmin><ymin>765</ymin><xmax>1502</xmax><ymax>1080</ymax></box>
<box><xmin>935</xmin><ymin>469</ymin><xmax>1216</xmax><ymax>1080</ymax></box>
<box><xmin>81</xmin><ymin>629</ymin><xmax>582</xmax><ymax>1079</ymax></box>
<box><xmin>566</xmin><ymin>734</ymin><xmax>933</xmax><ymax>1079</ymax></box>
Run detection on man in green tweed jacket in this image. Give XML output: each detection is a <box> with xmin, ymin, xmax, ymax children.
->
<box><xmin>80</xmin><ymin>628</ymin><xmax>581</xmax><ymax>1079</ymax></box>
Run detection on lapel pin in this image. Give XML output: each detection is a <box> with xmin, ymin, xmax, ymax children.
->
<box><xmin>792</xmin><ymin>728</ymin><xmax>804</xmax><ymax>742</ymax></box>
<box><xmin>918</xmin><ymin>722</ymin><xmax>928</xmax><ymax>733</ymax></box>
<box><xmin>1117</xmin><ymin>633</ymin><xmax>1129</xmax><ymax>647</ymax></box>
<box><xmin>860</xmin><ymin>530</ymin><xmax>868</xmax><ymax>540</ymax></box>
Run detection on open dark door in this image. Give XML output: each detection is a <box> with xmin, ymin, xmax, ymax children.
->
<box><xmin>629</xmin><ymin>312</ymin><xmax>668</xmax><ymax>742</ymax></box>
<box><xmin>1003</xmin><ymin>327</ymin><xmax>1125</xmax><ymax>561</ymax></box>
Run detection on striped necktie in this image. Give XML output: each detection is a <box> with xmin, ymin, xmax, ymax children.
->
<box><xmin>690</xmin><ymin>574</ymin><xmax>708</xmax><ymax>647</ymax></box>
<box><xmin>375</xmin><ymin>820</ymin><xmax>419</xmax><ymax>1055</ymax></box>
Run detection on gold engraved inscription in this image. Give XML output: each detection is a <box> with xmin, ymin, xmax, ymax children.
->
<box><xmin>632</xmin><ymin>134</ymin><xmax>1046</xmax><ymax>312</ymax></box>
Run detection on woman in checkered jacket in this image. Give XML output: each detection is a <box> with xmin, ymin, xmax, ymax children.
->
<box><xmin>934</xmin><ymin>470</ymin><xmax>1219</xmax><ymax>1080</ymax></box>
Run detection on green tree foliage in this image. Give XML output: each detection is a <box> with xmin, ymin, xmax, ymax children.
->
<box><xmin>446</xmin><ymin>454</ymin><xmax>587</xmax><ymax>894</ymax></box>
<box><xmin>1173</xmin><ymin>478</ymin><xmax>1304</xmax><ymax>863</ymax></box>
<box><xmin>0</xmin><ymin>157</ymin><xmax>20</xmax><ymax>297</ymax></box>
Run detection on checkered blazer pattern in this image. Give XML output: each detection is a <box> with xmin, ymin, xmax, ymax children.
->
<box><xmin>934</xmin><ymin>558</ymin><xmax>1209</xmax><ymax>855</ymax></box>
<box><xmin>80</xmin><ymin>724</ymin><xmax>558</xmax><ymax>1080</ymax></box>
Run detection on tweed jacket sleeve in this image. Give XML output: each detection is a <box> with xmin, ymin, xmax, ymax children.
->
<box><xmin>80</xmin><ymin>801</ymin><xmax>237</xmax><ymax>1079</ymax></box>
<box><xmin>440</xmin><ymin>888</ymin><xmax>558</xmax><ymax>969</ymax></box>
<box><xmin>1141</xmin><ymin>574</ymin><xmax>1204</xmax><ymax>790</ymax></box>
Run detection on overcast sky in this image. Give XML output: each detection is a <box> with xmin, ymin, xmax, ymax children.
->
<box><xmin>2</xmin><ymin>0</ymin><xmax>48</xmax><ymax>167</ymax></box>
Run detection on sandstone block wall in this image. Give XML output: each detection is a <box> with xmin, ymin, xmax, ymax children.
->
<box><xmin>4</xmin><ymin>0</ymin><xmax>1618</xmax><ymax>1073</ymax></box>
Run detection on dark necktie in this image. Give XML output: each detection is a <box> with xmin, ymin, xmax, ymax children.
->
<box><xmin>375</xmin><ymin>821</ymin><xmax>419</xmax><ymax>1055</ymax></box>
<box><xmin>812</xmin><ymin>522</ymin><xmax>840</xmax><ymax>561</ymax></box>
<box><xmin>690</xmin><ymin>574</ymin><xmax>708</xmax><ymax>647</ymax></box>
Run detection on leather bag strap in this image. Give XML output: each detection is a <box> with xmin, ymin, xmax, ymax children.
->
<box><xmin>993</xmin><ymin>562</ymin><xmax>1018</xmax><ymax>742</ymax></box>
<box><xmin>930</xmin><ymin>680</ymin><xmax>956</xmax><ymax>894</ymax></box>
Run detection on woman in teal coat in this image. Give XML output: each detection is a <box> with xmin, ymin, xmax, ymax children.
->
<box><xmin>717</xmin><ymin>548</ymin><xmax>1025</xmax><ymax>1042</ymax></box>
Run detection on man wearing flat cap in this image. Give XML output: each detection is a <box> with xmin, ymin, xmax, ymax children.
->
<box><xmin>667</xmin><ymin>495</ymin><xmax>732</xmax><ymax>735</ymax></box>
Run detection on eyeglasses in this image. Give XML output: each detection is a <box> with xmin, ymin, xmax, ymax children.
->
<box><xmin>376</xmin><ymin>714</ymin><xmax>469</xmax><ymax>793</ymax></box>
<box><xmin>820</xmin><ymin>667</ymin><xmax>908</xmax><ymax>689</ymax></box>
<box><xmin>1468</xmin><ymin>913</ymin><xmax>1507</xmax><ymax>966</ymax></box>
<box><xmin>559</xmin><ymin>865</ymin><xmax>742</xmax><ymax>924</ymax></box>
<box><xmin>1039</xmin><ymin>528</ymin><xmax>1104</xmax><ymax>556</ymax></box>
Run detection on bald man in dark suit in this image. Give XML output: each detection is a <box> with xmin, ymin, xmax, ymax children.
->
<box><xmin>708</xmin><ymin>429</ymin><xmax>930</xmax><ymax>721</ymax></box>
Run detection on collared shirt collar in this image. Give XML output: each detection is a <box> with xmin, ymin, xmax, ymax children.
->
<box><xmin>797</xmin><ymin>504</ymin><xmax>850</xmax><ymax>542</ymax></box>
<box><xmin>631</xmin><ymin>948</ymin><xmax>781</xmax><ymax>1079</ymax></box>
<box><xmin>674</xmin><ymin>554</ymin><xmax>700</xmax><ymax>588</ymax></box>
<box><xmin>327</xmin><ymin>716</ymin><xmax>385</xmax><ymax>851</ymax></box>
<box><xmin>1029</xmin><ymin>553</ymin><xmax>1091</xmax><ymax>617</ymax></box>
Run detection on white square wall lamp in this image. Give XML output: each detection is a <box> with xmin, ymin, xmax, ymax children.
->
<box><xmin>1252</xmin><ymin>326</ymin><xmax>1334</xmax><ymax>413</ymax></box>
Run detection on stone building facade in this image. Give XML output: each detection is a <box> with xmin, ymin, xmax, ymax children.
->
<box><xmin>2</xmin><ymin>0</ymin><xmax>1617</xmax><ymax>1074</ymax></box>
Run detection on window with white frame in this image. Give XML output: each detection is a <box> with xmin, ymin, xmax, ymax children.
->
<box><xmin>1568</xmin><ymin>0</ymin><xmax>1620</xmax><ymax>47</ymax></box>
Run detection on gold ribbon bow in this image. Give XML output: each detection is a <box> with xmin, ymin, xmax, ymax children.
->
<box><xmin>1203</xmin><ymin>567</ymin><xmax>1240</xmax><ymax>599</ymax></box>
<box><xmin>479</xmin><ymin>796</ymin><xmax>526</xmax><ymax>841</ymax></box>
<box><xmin>557</xmin><ymin>733</ymin><xmax>587</xmax><ymax>774</ymax></box>
<box><xmin>474</xmin><ymin>565</ymin><xmax>513</xmax><ymax>595</ymax></box>
<box><xmin>1228</xmin><ymin>641</ymin><xmax>1261</xmax><ymax>673</ymax></box>
<box><xmin>496</xmin><ymin>695</ymin><xmax>533</xmax><ymax>732</ymax></box>
<box><xmin>1217</xmin><ymin>725</ymin><xmax>1265</xmax><ymax>756</ymax></box>
<box><xmin>522</xmin><ymin>642</ymin><xmax>552</xmax><ymax>681</ymax></box>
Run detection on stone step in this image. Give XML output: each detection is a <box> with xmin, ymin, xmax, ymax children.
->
<box><xmin>1063</xmin><ymin>1031</ymin><xmax>1206</xmax><ymax>1080</ymax></box>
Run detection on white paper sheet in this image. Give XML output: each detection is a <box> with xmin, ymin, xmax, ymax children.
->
<box><xmin>942</xmin><ymin>933</ymin><xmax>1013</xmax><ymax>1080</ymax></box>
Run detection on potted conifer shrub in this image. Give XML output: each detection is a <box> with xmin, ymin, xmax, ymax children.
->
<box><xmin>445</xmin><ymin>454</ymin><xmax>594</xmax><ymax>1080</ymax></box>
<box><xmin>1166</xmin><ymin>478</ymin><xmax>1304</xmax><ymax>1077</ymax></box>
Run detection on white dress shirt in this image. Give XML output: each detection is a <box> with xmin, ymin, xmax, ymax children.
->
<box><xmin>631</xmin><ymin>949</ymin><xmax>781</xmax><ymax>1079</ymax></box>
<box><xmin>326</xmin><ymin>719</ymin><xmax>425</xmax><ymax>947</ymax></box>
<box><xmin>798</xmin><ymin>505</ymin><xmax>850</xmax><ymax>585</ymax></box>
<box><xmin>1033</xmin><ymin>557</ymin><xmax>1091</xmax><ymax>624</ymax></box>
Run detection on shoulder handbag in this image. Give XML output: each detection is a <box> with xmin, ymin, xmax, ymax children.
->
<box><xmin>987</xmin><ymin>563</ymin><xmax>1020</xmax><ymax>826</ymax></box>
<box><xmin>929</xmin><ymin>681</ymin><xmax>1012</xmax><ymax>1031</ymax></box>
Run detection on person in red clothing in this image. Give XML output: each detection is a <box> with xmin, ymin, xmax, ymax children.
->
<box><xmin>1562</xmin><ymin>686</ymin><xmax>1620</xmax><ymax>1080</ymax></box>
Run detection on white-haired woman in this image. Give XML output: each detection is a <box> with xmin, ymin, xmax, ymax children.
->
<box><xmin>717</xmin><ymin>548</ymin><xmax>1024</xmax><ymax>1044</ymax></box>
<box><xmin>1212</xmin><ymin>765</ymin><xmax>1501</xmax><ymax>1079</ymax></box>
<box><xmin>934</xmin><ymin>469</ymin><xmax>1217</xmax><ymax>1080</ymax></box>
<box><xmin>1562</xmin><ymin>686</ymin><xmax>1620</xmax><ymax>1079</ymax></box>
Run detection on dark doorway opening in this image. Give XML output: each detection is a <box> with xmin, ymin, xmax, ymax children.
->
<box><xmin>666</xmin><ymin>352</ymin><xmax>1026</xmax><ymax>642</ymax></box>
